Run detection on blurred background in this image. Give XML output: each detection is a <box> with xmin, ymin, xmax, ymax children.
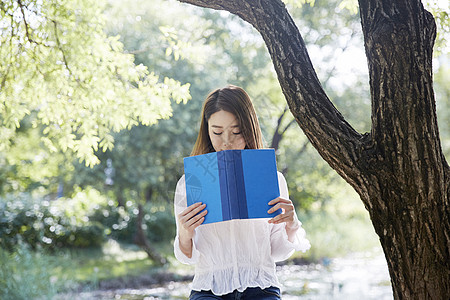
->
<box><xmin>0</xmin><ymin>0</ymin><xmax>448</xmax><ymax>299</ymax></box>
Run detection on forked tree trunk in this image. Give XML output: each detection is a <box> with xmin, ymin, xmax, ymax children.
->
<box><xmin>179</xmin><ymin>0</ymin><xmax>450</xmax><ymax>298</ymax></box>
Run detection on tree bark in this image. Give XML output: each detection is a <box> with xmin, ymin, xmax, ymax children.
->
<box><xmin>134</xmin><ymin>188</ymin><xmax>167</xmax><ymax>265</ymax></box>
<box><xmin>179</xmin><ymin>0</ymin><xmax>450</xmax><ymax>298</ymax></box>
<box><xmin>357</xmin><ymin>1</ymin><xmax>449</xmax><ymax>298</ymax></box>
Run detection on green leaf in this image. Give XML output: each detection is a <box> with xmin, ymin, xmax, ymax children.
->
<box><xmin>338</xmin><ymin>0</ymin><xmax>358</xmax><ymax>14</ymax></box>
<box><xmin>0</xmin><ymin>0</ymin><xmax>191</xmax><ymax>166</ymax></box>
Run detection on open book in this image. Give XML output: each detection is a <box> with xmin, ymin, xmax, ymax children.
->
<box><xmin>184</xmin><ymin>149</ymin><xmax>281</xmax><ymax>224</ymax></box>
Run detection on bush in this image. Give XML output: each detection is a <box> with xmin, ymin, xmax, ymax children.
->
<box><xmin>0</xmin><ymin>191</ymin><xmax>108</xmax><ymax>250</ymax></box>
<box><xmin>0</xmin><ymin>189</ymin><xmax>176</xmax><ymax>251</ymax></box>
<box><xmin>90</xmin><ymin>200</ymin><xmax>176</xmax><ymax>244</ymax></box>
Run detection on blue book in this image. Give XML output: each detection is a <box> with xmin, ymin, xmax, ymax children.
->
<box><xmin>184</xmin><ymin>149</ymin><xmax>282</xmax><ymax>224</ymax></box>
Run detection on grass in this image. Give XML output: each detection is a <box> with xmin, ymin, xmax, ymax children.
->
<box><xmin>56</xmin><ymin>240</ymin><xmax>155</xmax><ymax>283</ymax></box>
<box><xmin>50</xmin><ymin>239</ymin><xmax>194</xmax><ymax>292</ymax></box>
<box><xmin>0</xmin><ymin>239</ymin><xmax>177</xmax><ymax>300</ymax></box>
<box><xmin>0</xmin><ymin>246</ymin><xmax>66</xmax><ymax>300</ymax></box>
<box><xmin>56</xmin><ymin>240</ymin><xmax>190</xmax><ymax>292</ymax></box>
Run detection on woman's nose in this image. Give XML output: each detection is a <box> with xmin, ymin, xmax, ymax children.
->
<box><xmin>222</xmin><ymin>134</ymin><xmax>233</xmax><ymax>146</ymax></box>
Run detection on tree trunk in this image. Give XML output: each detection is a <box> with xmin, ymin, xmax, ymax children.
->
<box><xmin>357</xmin><ymin>1</ymin><xmax>449</xmax><ymax>298</ymax></box>
<box><xmin>134</xmin><ymin>188</ymin><xmax>167</xmax><ymax>265</ymax></box>
<box><xmin>179</xmin><ymin>0</ymin><xmax>450</xmax><ymax>298</ymax></box>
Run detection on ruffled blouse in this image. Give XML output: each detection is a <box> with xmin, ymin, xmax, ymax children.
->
<box><xmin>173</xmin><ymin>171</ymin><xmax>310</xmax><ymax>295</ymax></box>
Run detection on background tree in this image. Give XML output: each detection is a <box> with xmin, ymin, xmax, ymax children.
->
<box><xmin>178</xmin><ymin>0</ymin><xmax>449</xmax><ymax>298</ymax></box>
<box><xmin>0</xmin><ymin>0</ymin><xmax>190</xmax><ymax>169</ymax></box>
<box><xmin>0</xmin><ymin>0</ymin><xmax>191</xmax><ymax>265</ymax></box>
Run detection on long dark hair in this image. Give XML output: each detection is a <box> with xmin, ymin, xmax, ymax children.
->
<box><xmin>191</xmin><ymin>85</ymin><xmax>264</xmax><ymax>156</ymax></box>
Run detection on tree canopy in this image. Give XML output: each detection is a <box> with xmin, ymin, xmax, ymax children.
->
<box><xmin>0</xmin><ymin>0</ymin><xmax>190</xmax><ymax>167</ymax></box>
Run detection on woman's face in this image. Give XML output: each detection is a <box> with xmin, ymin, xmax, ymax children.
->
<box><xmin>208</xmin><ymin>110</ymin><xmax>246</xmax><ymax>152</ymax></box>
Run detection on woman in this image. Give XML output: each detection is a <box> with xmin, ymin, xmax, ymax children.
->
<box><xmin>174</xmin><ymin>85</ymin><xmax>310</xmax><ymax>299</ymax></box>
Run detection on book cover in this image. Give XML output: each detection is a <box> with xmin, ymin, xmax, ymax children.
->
<box><xmin>184</xmin><ymin>149</ymin><xmax>281</xmax><ymax>224</ymax></box>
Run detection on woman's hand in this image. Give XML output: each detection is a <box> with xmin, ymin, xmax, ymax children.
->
<box><xmin>178</xmin><ymin>202</ymin><xmax>207</xmax><ymax>240</ymax></box>
<box><xmin>267</xmin><ymin>197</ymin><xmax>299</xmax><ymax>230</ymax></box>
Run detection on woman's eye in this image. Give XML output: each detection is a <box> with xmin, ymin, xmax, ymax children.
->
<box><xmin>233</xmin><ymin>132</ymin><xmax>241</xmax><ymax>135</ymax></box>
<box><xmin>213</xmin><ymin>132</ymin><xmax>222</xmax><ymax>135</ymax></box>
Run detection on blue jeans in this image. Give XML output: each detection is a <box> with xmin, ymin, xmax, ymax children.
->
<box><xmin>189</xmin><ymin>286</ymin><xmax>281</xmax><ymax>300</ymax></box>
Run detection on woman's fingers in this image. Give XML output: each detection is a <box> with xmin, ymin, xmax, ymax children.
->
<box><xmin>185</xmin><ymin>209</ymin><xmax>207</xmax><ymax>228</ymax></box>
<box><xmin>269</xmin><ymin>212</ymin><xmax>293</xmax><ymax>224</ymax></box>
<box><xmin>267</xmin><ymin>197</ymin><xmax>296</xmax><ymax>225</ymax></box>
<box><xmin>268</xmin><ymin>199</ymin><xmax>294</xmax><ymax>214</ymax></box>
<box><xmin>268</xmin><ymin>197</ymin><xmax>291</xmax><ymax>206</ymax></box>
<box><xmin>180</xmin><ymin>202</ymin><xmax>206</xmax><ymax>217</ymax></box>
<box><xmin>179</xmin><ymin>203</ymin><xmax>205</xmax><ymax>221</ymax></box>
<box><xmin>178</xmin><ymin>202</ymin><xmax>207</xmax><ymax>231</ymax></box>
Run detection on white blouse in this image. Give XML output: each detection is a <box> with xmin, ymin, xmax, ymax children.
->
<box><xmin>173</xmin><ymin>171</ymin><xmax>310</xmax><ymax>296</ymax></box>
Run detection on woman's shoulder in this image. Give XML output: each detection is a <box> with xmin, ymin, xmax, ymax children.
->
<box><xmin>276</xmin><ymin>171</ymin><xmax>289</xmax><ymax>197</ymax></box>
<box><xmin>176</xmin><ymin>174</ymin><xmax>186</xmax><ymax>188</ymax></box>
<box><xmin>276</xmin><ymin>171</ymin><xmax>287</xmax><ymax>182</ymax></box>
<box><xmin>174</xmin><ymin>175</ymin><xmax>187</xmax><ymax>205</ymax></box>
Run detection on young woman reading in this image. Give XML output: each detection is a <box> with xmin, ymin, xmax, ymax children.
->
<box><xmin>174</xmin><ymin>85</ymin><xmax>310</xmax><ymax>299</ymax></box>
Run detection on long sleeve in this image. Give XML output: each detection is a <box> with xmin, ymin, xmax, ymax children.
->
<box><xmin>173</xmin><ymin>175</ymin><xmax>201</xmax><ymax>264</ymax></box>
<box><xmin>270</xmin><ymin>172</ymin><xmax>311</xmax><ymax>262</ymax></box>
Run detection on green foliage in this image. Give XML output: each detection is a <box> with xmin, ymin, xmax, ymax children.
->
<box><xmin>423</xmin><ymin>0</ymin><xmax>450</xmax><ymax>56</ymax></box>
<box><xmin>284</xmin><ymin>0</ymin><xmax>316</xmax><ymax>8</ymax></box>
<box><xmin>0</xmin><ymin>245</ymin><xmax>72</xmax><ymax>299</ymax></box>
<box><xmin>67</xmin><ymin>0</ymin><xmax>272</xmax><ymax>206</ymax></box>
<box><xmin>0</xmin><ymin>188</ymin><xmax>176</xmax><ymax>250</ymax></box>
<box><xmin>0</xmin><ymin>0</ymin><xmax>190</xmax><ymax>167</ymax></box>
<box><xmin>144</xmin><ymin>206</ymin><xmax>177</xmax><ymax>242</ymax></box>
<box><xmin>434</xmin><ymin>54</ymin><xmax>450</xmax><ymax>158</ymax></box>
<box><xmin>0</xmin><ymin>118</ymin><xmax>65</xmax><ymax>195</ymax></box>
<box><xmin>89</xmin><ymin>199</ymin><xmax>176</xmax><ymax>244</ymax></box>
<box><xmin>0</xmin><ymin>191</ymin><xmax>107</xmax><ymax>250</ymax></box>
<box><xmin>337</xmin><ymin>0</ymin><xmax>358</xmax><ymax>14</ymax></box>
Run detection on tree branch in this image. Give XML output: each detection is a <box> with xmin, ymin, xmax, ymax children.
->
<box><xmin>53</xmin><ymin>21</ymin><xmax>69</xmax><ymax>71</ymax></box>
<box><xmin>179</xmin><ymin>0</ymin><xmax>365</xmax><ymax>188</ymax></box>
<box><xmin>1</xmin><ymin>12</ymin><xmax>15</xmax><ymax>91</ymax></box>
<box><xmin>270</xmin><ymin>106</ymin><xmax>288</xmax><ymax>150</ymax></box>
<box><xmin>17</xmin><ymin>0</ymin><xmax>36</xmax><ymax>44</ymax></box>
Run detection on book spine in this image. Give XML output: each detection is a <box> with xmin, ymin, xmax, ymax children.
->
<box><xmin>225</xmin><ymin>151</ymin><xmax>240</xmax><ymax>219</ymax></box>
<box><xmin>219</xmin><ymin>150</ymin><xmax>249</xmax><ymax>221</ymax></box>
<box><xmin>217</xmin><ymin>151</ymin><xmax>231</xmax><ymax>221</ymax></box>
<box><xmin>233</xmin><ymin>151</ymin><xmax>248</xmax><ymax>219</ymax></box>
